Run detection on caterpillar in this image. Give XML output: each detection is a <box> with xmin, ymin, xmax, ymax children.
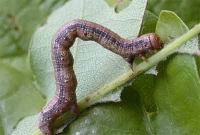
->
<box><xmin>39</xmin><ymin>19</ymin><xmax>162</xmax><ymax>135</ymax></box>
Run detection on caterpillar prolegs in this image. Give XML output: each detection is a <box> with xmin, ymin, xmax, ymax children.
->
<box><xmin>39</xmin><ymin>19</ymin><xmax>162</xmax><ymax>135</ymax></box>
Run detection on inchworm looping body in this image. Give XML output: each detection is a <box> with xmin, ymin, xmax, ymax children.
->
<box><xmin>39</xmin><ymin>19</ymin><xmax>162</xmax><ymax>135</ymax></box>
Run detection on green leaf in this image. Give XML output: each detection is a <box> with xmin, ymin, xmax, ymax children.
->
<box><xmin>104</xmin><ymin>0</ymin><xmax>119</xmax><ymax>7</ymax></box>
<box><xmin>0</xmin><ymin>60</ymin><xmax>45</xmax><ymax>135</ymax></box>
<box><xmin>0</xmin><ymin>0</ymin><xmax>69</xmax><ymax>57</ymax></box>
<box><xmin>147</xmin><ymin>0</ymin><xmax>200</xmax><ymax>28</ymax></box>
<box><xmin>130</xmin><ymin>11</ymin><xmax>200</xmax><ymax>135</ymax></box>
<box><xmin>156</xmin><ymin>11</ymin><xmax>199</xmax><ymax>54</ymax></box>
<box><xmin>114</xmin><ymin>0</ymin><xmax>131</xmax><ymax>13</ymax></box>
<box><xmin>1</xmin><ymin>54</ymin><xmax>31</xmax><ymax>75</ymax></box>
<box><xmin>131</xmin><ymin>54</ymin><xmax>200</xmax><ymax>135</ymax></box>
<box><xmin>140</xmin><ymin>10</ymin><xmax>158</xmax><ymax>35</ymax></box>
<box><xmin>156</xmin><ymin>11</ymin><xmax>188</xmax><ymax>43</ymax></box>
<box><xmin>30</xmin><ymin>0</ymin><xmax>147</xmax><ymax>103</ymax></box>
<box><xmin>11</xmin><ymin>114</ymin><xmax>40</xmax><ymax>135</ymax></box>
<box><xmin>28</xmin><ymin>0</ymin><xmax>147</xmax><ymax>134</ymax></box>
<box><xmin>63</xmin><ymin>92</ymin><xmax>150</xmax><ymax>135</ymax></box>
<box><xmin>151</xmin><ymin>54</ymin><xmax>200</xmax><ymax>134</ymax></box>
<box><xmin>104</xmin><ymin>0</ymin><xmax>131</xmax><ymax>12</ymax></box>
<box><xmin>196</xmin><ymin>55</ymin><xmax>200</xmax><ymax>76</ymax></box>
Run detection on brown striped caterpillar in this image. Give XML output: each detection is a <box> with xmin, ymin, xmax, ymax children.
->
<box><xmin>39</xmin><ymin>19</ymin><xmax>162</xmax><ymax>135</ymax></box>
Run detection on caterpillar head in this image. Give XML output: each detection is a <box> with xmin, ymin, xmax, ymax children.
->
<box><xmin>148</xmin><ymin>33</ymin><xmax>163</xmax><ymax>51</ymax></box>
<box><xmin>134</xmin><ymin>33</ymin><xmax>162</xmax><ymax>55</ymax></box>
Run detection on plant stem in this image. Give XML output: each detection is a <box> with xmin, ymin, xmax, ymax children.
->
<box><xmin>78</xmin><ymin>23</ymin><xmax>200</xmax><ymax>110</ymax></box>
